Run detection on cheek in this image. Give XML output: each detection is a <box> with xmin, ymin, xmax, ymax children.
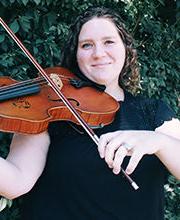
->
<box><xmin>115</xmin><ymin>45</ymin><xmax>126</xmax><ymax>61</ymax></box>
<box><xmin>76</xmin><ymin>50</ymin><xmax>89</xmax><ymax>68</ymax></box>
<box><xmin>114</xmin><ymin>49</ymin><xmax>126</xmax><ymax>70</ymax></box>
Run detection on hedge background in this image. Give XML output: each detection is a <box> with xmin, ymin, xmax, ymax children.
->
<box><xmin>0</xmin><ymin>0</ymin><xmax>179</xmax><ymax>219</ymax></box>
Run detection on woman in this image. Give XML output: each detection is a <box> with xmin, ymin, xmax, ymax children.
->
<box><xmin>0</xmin><ymin>6</ymin><xmax>180</xmax><ymax>220</ymax></box>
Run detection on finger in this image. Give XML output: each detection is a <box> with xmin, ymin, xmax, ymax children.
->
<box><xmin>104</xmin><ymin>138</ymin><xmax>123</xmax><ymax>168</ymax></box>
<box><xmin>112</xmin><ymin>146</ymin><xmax>127</xmax><ymax>174</ymax></box>
<box><xmin>98</xmin><ymin>132</ymin><xmax>119</xmax><ymax>158</ymax></box>
<box><xmin>125</xmin><ymin>151</ymin><xmax>143</xmax><ymax>175</ymax></box>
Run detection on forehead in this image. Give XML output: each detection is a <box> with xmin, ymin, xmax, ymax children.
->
<box><xmin>78</xmin><ymin>17</ymin><xmax>120</xmax><ymax>40</ymax></box>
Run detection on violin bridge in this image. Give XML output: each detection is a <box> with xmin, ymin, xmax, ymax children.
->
<box><xmin>50</xmin><ymin>73</ymin><xmax>63</xmax><ymax>90</ymax></box>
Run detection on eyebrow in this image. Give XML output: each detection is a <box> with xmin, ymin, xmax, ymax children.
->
<box><xmin>78</xmin><ymin>36</ymin><xmax>117</xmax><ymax>43</ymax></box>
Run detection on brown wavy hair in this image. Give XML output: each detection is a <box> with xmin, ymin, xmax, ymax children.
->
<box><xmin>60</xmin><ymin>6</ymin><xmax>140</xmax><ymax>94</ymax></box>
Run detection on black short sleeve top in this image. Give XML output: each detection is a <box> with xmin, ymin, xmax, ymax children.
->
<box><xmin>20</xmin><ymin>92</ymin><xmax>175</xmax><ymax>220</ymax></box>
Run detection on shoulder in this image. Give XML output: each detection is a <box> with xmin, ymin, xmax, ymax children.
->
<box><xmin>124</xmin><ymin>91</ymin><xmax>158</xmax><ymax>111</ymax></box>
<box><xmin>124</xmin><ymin>91</ymin><xmax>176</xmax><ymax>129</ymax></box>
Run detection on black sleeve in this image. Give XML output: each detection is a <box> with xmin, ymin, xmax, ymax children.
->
<box><xmin>137</xmin><ymin>95</ymin><xmax>176</xmax><ymax>131</ymax></box>
<box><xmin>153</xmin><ymin>100</ymin><xmax>176</xmax><ymax>129</ymax></box>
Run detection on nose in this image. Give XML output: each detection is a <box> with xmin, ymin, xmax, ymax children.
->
<box><xmin>92</xmin><ymin>44</ymin><xmax>106</xmax><ymax>59</ymax></box>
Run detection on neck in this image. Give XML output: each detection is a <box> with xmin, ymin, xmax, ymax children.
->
<box><xmin>105</xmin><ymin>85</ymin><xmax>124</xmax><ymax>102</ymax></box>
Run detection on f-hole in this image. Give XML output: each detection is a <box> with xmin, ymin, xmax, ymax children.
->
<box><xmin>48</xmin><ymin>95</ymin><xmax>80</xmax><ymax>106</ymax></box>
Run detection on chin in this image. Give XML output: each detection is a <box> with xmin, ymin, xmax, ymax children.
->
<box><xmin>92</xmin><ymin>78</ymin><xmax>108</xmax><ymax>85</ymax></box>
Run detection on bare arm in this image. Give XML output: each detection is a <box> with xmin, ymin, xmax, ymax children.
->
<box><xmin>155</xmin><ymin>118</ymin><xmax>180</xmax><ymax>179</ymax></box>
<box><xmin>0</xmin><ymin>131</ymin><xmax>50</xmax><ymax>199</ymax></box>
<box><xmin>98</xmin><ymin>118</ymin><xmax>180</xmax><ymax>180</ymax></box>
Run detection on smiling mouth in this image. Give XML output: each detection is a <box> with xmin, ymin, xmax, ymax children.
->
<box><xmin>91</xmin><ymin>63</ymin><xmax>111</xmax><ymax>67</ymax></box>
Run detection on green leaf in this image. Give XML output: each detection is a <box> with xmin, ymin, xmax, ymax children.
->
<box><xmin>33</xmin><ymin>0</ymin><xmax>41</xmax><ymax>5</ymax></box>
<box><xmin>21</xmin><ymin>0</ymin><xmax>29</xmax><ymax>6</ymax></box>
<box><xmin>0</xmin><ymin>34</ymin><xmax>5</xmax><ymax>43</ymax></box>
<box><xmin>157</xmin><ymin>0</ymin><xmax>165</xmax><ymax>6</ymax></box>
<box><xmin>0</xmin><ymin>197</ymin><xmax>12</xmax><ymax>212</ymax></box>
<box><xmin>9</xmin><ymin>20</ymin><xmax>20</xmax><ymax>33</ymax></box>
<box><xmin>33</xmin><ymin>47</ymin><xmax>38</xmax><ymax>54</ymax></box>
<box><xmin>19</xmin><ymin>16</ymin><xmax>31</xmax><ymax>32</ymax></box>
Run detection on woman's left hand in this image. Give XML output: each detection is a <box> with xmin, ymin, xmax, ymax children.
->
<box><xmin>98</xmin><ymin>130</ymin><xmax>164</xmax><ymax>175</ymax></box>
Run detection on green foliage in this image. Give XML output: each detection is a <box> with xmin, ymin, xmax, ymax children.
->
<box><xmin>0</xmin><ymin>0</ymin><xmax>179</xmax><ymax>219</ymax></box>
<box><xmin>165</xmin><ymin>176</ymin><xmax>180</xmax><ymax>219</ymax></box>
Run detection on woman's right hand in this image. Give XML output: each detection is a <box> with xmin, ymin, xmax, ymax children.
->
<box><xmin>0</xmin><ymin>131</ymin><xmax>50</xmax><ymax>199</ymax></box>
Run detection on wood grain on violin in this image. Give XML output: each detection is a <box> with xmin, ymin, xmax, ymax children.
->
<box><xmin>0</xmin><ymin>67</ymin><xmax>119</xmax><ymax>134</ymax></box>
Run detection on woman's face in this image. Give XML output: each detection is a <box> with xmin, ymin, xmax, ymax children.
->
<box><xmin>76</xmin><ymin>17</ymin><xmax>126</xmax><ymax>88</ymax></box>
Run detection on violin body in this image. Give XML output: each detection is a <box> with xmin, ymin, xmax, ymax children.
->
<box><xmin>0</xmin><ymin>67</ymin><xmax>119</xmax><ymax>134</ymax></box>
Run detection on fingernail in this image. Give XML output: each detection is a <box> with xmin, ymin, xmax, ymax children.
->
<box><xmin>99</xmin><ymin>153</ymin><xmax>104</xmax><ymax>158</ymax></box>
<box><xmin>126</xmin><ymin>168</ymin><xmax>131</xmax><ymax>175</ymax></box>
<box><xmin>108</xmin><ymin>164</ymin><xmax>113</xmax><ymax>168</ymax></box>
<box><xmin>113</xmin><ymin>169</ymin><xmax>119</xmax><ymax>174</ymax></box>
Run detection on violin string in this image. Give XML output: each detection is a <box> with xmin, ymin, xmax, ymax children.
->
<box><xmin>0</xmin><ymin>75</ymin><xmax>71</xmax><ymax>95</ymax></box>
<box><xmin>0</xmin><ymin>75</ymin><xmax>71</xmax><ymax>91</ymax></box>
<box><xmin>0</xmin><ymin>78</ymin><xmax>45</xmax><ymax>96</ymax></box>
<box><xmin>0</xmin><ymin>78</ymin><xmax>43</xmax><ymax>91</ymax></box>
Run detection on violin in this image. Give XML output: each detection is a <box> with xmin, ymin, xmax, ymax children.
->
<box><xmin>0</xmin><ymin>66</ymin><xmax>119</xmax><ymax>134</ymax></box>
<box><xmin>0</xmin><ymin>17</ymin><xmax>139</xmax><ymax>190</ymax></box>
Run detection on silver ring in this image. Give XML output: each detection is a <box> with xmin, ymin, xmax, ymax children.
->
<box><xmin>121</xmin><ymin>142</ymin><xmax>133</xmax><ymax>151</ymax></box>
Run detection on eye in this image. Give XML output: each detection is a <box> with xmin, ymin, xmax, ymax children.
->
<box><xmin>105</xmin><ymin>40</ymin><xmax>115</xmax><ymax>45</ymax></box>
<box><xmin>81</xmin><ymin>43</ymin><xmax>93</xmax><ymax>49</ymax></box>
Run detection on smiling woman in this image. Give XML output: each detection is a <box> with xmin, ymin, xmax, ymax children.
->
<box><xmin>0</xmin><ymin>5</ymin><xmax>180</xmax><ymax>220</ymax></box>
